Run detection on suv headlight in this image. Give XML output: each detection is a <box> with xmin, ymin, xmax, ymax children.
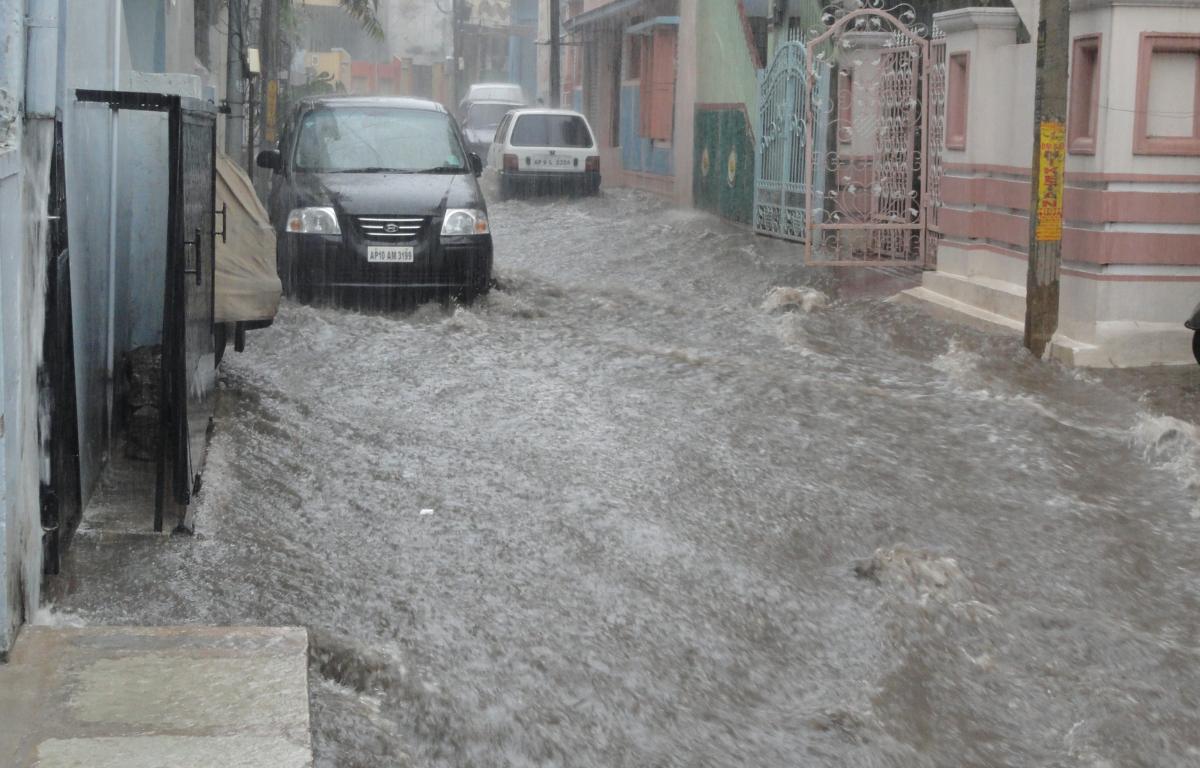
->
<box><xmin>441</xmin><ymin>209</ymin><xmax>490</xmax><ymax>237</ymax></box>
<box><xmin>286</xmin><ymin>207</ymin><xmax>342</xmax><ymax>235</ymax></box>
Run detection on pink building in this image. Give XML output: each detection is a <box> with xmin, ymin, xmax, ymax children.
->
<box><xmin>906</xmin><ymin>0</ymin><xmax>1200</xmax><ymax>367</ymax></box>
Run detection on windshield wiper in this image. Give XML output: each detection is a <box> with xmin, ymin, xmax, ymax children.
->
<box><xmin>337</xmin><ymin>167</ymin><xmax>411</xmax><ymax>174</ymax></box>
<box><xmin>415</xmin><ymin>165</ymin><xmax>466</xmax><ymax>174</ymax></box>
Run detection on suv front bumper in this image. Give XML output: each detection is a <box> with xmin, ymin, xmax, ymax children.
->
<box><xmin>281</xmin><ymin>232</ymin><xmax>493</xmax><ymax>296</ymax></box>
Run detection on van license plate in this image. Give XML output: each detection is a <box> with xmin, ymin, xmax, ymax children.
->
<box><xmin>531</xmin><ymin>156</ymin><xmax>574</xmax><ymax>168</ymax></box>
<box><xmin>368</xmin><ymin>246</ymin><xmax>414</xmax><ymax>263</ymax></box>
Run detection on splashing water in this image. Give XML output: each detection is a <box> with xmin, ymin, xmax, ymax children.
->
<box><xmin>49</xmin><ymin>190</ymin><xmax>1200</xmax><ymax>768</ymax></box>
<box><xmin>761</xmin><ymin>285</ymin><xmax>830</xmax><ymax>314</ymax></box>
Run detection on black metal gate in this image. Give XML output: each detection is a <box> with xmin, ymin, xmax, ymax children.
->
<box><xmin>164</xmin><ymin>100</ymin><xmax>219</xmax><ymax>533</ymax></box>
<box><xmin>76</xmin><ymin>90</ymin><xmax>219</xmax><ymax>533</ymax></box>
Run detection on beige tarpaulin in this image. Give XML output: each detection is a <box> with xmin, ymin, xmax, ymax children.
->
<box><xmin>215</xmin><ymin>152</ymin><xmax>282</xmax><ymax>323</ymax></box>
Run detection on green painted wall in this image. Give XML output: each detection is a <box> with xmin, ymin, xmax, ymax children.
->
<box><xmin>695</xmin><ymin>0</ymin><xmax>759</xmax><ymax>109</ymax></box>
<box><xmin>694</xmin><ymin>107</ymin><xmax>756</xmax><ymax>225</ymax></box>
<box><xmin>690</xmin><ymin>1</ymin><xmax>826</xmax><ymax>224</ymax></box>
<box><xmin>691</xmin><ymin>0</ymin><xmax>759</xmax><ymax>223</ymax></box>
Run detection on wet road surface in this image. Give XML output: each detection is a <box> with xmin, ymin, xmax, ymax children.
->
<box><xmin>53</xmin><ymin>190</ymin><xmax>1200</xmax><ymax>767</ymax></box>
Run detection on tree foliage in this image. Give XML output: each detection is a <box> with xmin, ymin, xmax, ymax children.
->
<box><xmin>281</xmin><ymin>0</ymin><xmax>385</xmax><ymax>40</ymax></box>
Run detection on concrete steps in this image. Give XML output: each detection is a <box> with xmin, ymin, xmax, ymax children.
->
<box><xmin>920</xmin><ymin>271</ymin><xmax>1028</xmax><ymax>324</ymax></box>
<box><xmin>0</xmin><ymin>626</ymin><xmax>313</xmax><ymax>767</ymax></box>
<box><xmin>894</xmin><ymin>284</ymin><xmax>1024</xmax><ymax>335</ymax></box>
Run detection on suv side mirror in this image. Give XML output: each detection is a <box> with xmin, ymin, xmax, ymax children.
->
<box><xmin>256</xmin><ymin>149</ymin><xmax>282</xmax><ymax>172</ymax></box>
<box><xmin>469</xmin><ymin>153</ymin><xmax>484</xmax><ymax>177</ymax></box>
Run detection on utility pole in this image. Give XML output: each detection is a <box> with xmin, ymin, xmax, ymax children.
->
<box><xmin>1023</xmin><ymin>0</ymin><xmax>1070</xmax><ymax>358</ymax></box>
<box><xmin>453</xmin><ymin>0</ymin><xmax>466</xmax><ymax>108</ymax></box>
<box><xmin>260</xmin><ymin>0</ymin><xmax>280</xmax><ymax>150</ymax></box>
<box><xmin>549</xmin><ymin>0</ymin><xmax>561</xmax><ymax>107</ymax></box>
<box><xmin>224</xmin><ymin>0</ymin><xmax>245</xmax><ymax>157</ymax></box>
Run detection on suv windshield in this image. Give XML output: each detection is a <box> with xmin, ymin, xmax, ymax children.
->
<box><xmin>511</xmin><ymin>114</ymin><xmax>594</xmax><ymax>148</ymax></box>
<box><xmin>294</xmin><ymin>107</ymin><xmax>467</xmax><ymax>173</ymax></box>
<box><xmin>465</xmin><ymin>103</ymin><xmax>518</xmax><ymax>130</ymax></box>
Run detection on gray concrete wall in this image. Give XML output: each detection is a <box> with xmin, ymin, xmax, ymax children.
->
<box><xmin>0</xmin><ymin>151</ymin><xmax>23</xmax><ymax>655</ymax></box>
<box><xmin>0</xmin><ymin>0</ymin><xmax>219</xmax><ymax>653</ymax></box>
<box><xmin>0</xmin><ymin>0</ymin><xmax>55</xmax><ymax>652</ymax></box>
<box><xmin>62</xmin><ymin>0</ymin><xmax>125</xmax><ymax>501</ymax></box>
<box><xmin>114</xmin><ymin>72</ymin><xmax>203</xmax><ymax>358</ymax></box>
<box><xmin>64</xmin><ymin>0</ymin><xmax>211</xmax><ymax>504</ymax></box>
<box><xmin>0</xmin><ymin>0</ymin><xmax>31</xmax><ymax>657</ymax></box>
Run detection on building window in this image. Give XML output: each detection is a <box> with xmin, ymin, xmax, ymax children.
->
<box><xmin>626</xmin><ymin>20</ymin><xmax>643</xmax><ymax>79</ymax></box>
<box><xmin>946</xmin><ymin>52</ymin><xmax>969</xmax><ymax>150</ymax></box>
<box><xmin>739</xmin><ymin>1</ymin><xmax>768</xmax><ymax>70</ymax></box>
<box><xmin>194</xmin><ymin>0</ymin><xmax>212</xmax><ymax>69</ymax></box>
<box><xmin>1068</xmin><ymin>35</ymin><xmax>1101</xmax><ymax>155</ymax></box>
<box><xmin>1134</xmin><ymin>33</ymin><xmax>1200</xmax><ymax>156</ymax></box>
<box><xmin>787</xmin><ymin>16</ymin><xmax>805</xmax><ymax>43</ymax></box>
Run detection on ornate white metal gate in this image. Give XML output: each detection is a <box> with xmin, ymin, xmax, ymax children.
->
<box><xmin>753</xmin><ymin>1</ymin><xmax>943</xmax><ymax>266</ymax></box>
<box><xmin>926</xmin><ymin>30</ymin><xmax>947</xmax><ymax>269</ymax></box>
<box><xmin>753</xmin><ymin>41</ymin><xmax>813</xmax><ymax>242</ymax></box>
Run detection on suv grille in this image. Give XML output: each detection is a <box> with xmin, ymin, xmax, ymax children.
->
<box><xmin>354</xmin><ymin>216</ymin><xmax>428</xmax><ymax>241</ymax></box>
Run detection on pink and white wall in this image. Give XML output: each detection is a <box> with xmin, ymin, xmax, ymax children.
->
<box><xmin>909</xmin><ymin>0</ymin><xmax>1200</xmax><ymax>367</ymax></box>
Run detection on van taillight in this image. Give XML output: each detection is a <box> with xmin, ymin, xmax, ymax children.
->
<box><xmin>503</xmin><ymin>154</ymin><xmax>519</xmax><ymax>172</ymax></box>
<box><xmin>586</xmin><ymin>156</ymin><xmax>600</xmax><ymax>173</ymax></box>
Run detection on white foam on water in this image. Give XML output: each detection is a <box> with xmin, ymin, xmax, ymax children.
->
<box><xmin>483</xmin><ymin>289</ymin><xmax>545</xmax><ymax>319</ymax></box>
<box><xmin>1131</xmin><ymin>413</ymin><xmax>1200</xmax><ymax>517</ymax></box>
<box><xmin>931</xmin><ymin>338</ymin><xmax>981</xmax><ymax>381</ymax></box>
<box><xmin>441</xmin><ymin>305</ymin><xmax>488</xmax><ymax>334</ymax></box>
<box><xmin>761</xmin><ymin>286</ymin><xmax>829</xmax><ymax>314</ymax></box>
<box><xmin>30</xmin><ymin>603</ymin><xmax>88</xmax><ymax>628</ymax></box>
<box><xmin>857</xmin><ymin>545</ymin><xmax>995</xmax><ymax>621</ymax></box>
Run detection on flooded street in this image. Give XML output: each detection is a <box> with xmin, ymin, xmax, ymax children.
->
<box><xmin>53</xmin><ymin>190</ymin><xmax>1200</xmax><ymax>767</ymax></box>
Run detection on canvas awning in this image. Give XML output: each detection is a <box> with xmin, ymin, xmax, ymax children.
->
<box><xmin>624</xmin><ymin>16</ymin><xmax>680</xmax><ymax>35</ymax></box>
<box><xmin>564</xmin><ymin>0</ymin><xmax>645</xmax><ymax>30</ymax></box>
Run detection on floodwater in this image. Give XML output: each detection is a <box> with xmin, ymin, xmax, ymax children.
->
<box><xmin>52</xmin><ymin>190</ymin><xmax>1200</xmax><ymax>767</ymax></box>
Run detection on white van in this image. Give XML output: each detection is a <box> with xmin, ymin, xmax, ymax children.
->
<box><xmin>487</xmin><ymin>108</ymin><xmax>601</xmax><ymax>200</ymax></box>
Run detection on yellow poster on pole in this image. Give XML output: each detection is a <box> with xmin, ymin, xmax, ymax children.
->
<box><xmin>266</xmin><ymin>80</ymin><xmax>279</xmax><ymax>144</ymax></box>
<box><xmin>1035</xmin><ymin>122</ymin><xmax>1066</xmax><ymax>242</ymax></box>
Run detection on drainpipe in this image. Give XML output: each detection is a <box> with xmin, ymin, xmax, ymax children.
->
<box><xmin>103</xmin><ymin>0</ymin><xmax>121</xmax><ymax>448</ymax></box>
<box><xmin>24</xmin><ymin>0</ymin><xmax>57</xmax><ymax>119</ymax></box>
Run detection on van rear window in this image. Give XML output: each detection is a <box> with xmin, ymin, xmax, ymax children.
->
<box><xmin>511</xmin><ymin>115</ymin><xmax>594</xmax><ymax>148</ymax></box>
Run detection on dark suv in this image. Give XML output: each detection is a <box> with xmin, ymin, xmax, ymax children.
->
<box><xmin>257</xmin><ymin>97</ymin><xmax>493</xmax><ymax>306</ymax></box>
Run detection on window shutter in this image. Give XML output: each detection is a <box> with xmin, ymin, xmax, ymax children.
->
<box><xmin>647</xmin><ymin>28</ymin><xmax>677</xmax><ymax>141</ymax></box>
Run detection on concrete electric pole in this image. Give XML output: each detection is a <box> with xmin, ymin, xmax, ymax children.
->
<box><xmin>453</xmin><ymin>0</ymin><xmax>466</xmax><ymax>109</ymax></box>
<box><xmin>260</xmin><ymin>0</ymin><xmax>280</xmax><ymax>149</ymax></box>
<box><xmin>225</xmin><ymin>1</ymin><xmax>245</xmax><ymax>157</ymax></box>
<box><xmin>1022</xmin><ymin>0</ymin><xmax>1071</xmax><ymax>358</ymax></box>
<box><xmin>549</xmin><ymin>0</ymin><xmax>561</xmax><ymax>107</ymax></box>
